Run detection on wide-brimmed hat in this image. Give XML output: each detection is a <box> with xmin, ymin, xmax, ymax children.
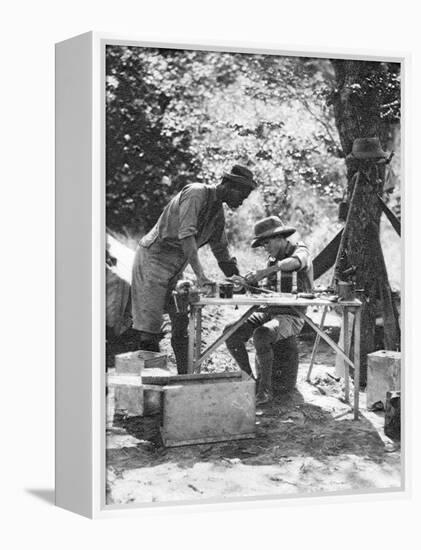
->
<box><xmin>251</xmin><ymin>216</ymin><xmax>296</xmax><ymax>248</ymax></box>
<box><xmin>223</xmin><ymin>164</ymin><xmax>256</xmax><ymax>190</ymax></box>
<box><xmin>346</xmin><ymin>137</ymin><xmax>389</xmax><ymax>161</ymax></box>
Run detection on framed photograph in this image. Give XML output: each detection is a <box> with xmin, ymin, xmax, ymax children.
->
<box><xmin>55</xmin><ymin>32</ymin><xmax>407</xmax><ymax>518</ymax></box>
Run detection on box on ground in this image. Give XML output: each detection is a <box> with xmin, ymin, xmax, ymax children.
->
<box><xmin>366</xmin><ymin>350</ymin><xmax>401</xmax><ymax>409</ymax></box>
<box><xmin>115</xmin><ymin>350</ymin><xmax>167</xmax><ymax>375</ymax></box>
<box><xmin>107</xmin><ymin>374</ymin><xmax>144</xmax><ymax>417</ymax></box>
<box><xmin>160</xmin><ymin>372</ymin><xmax>256</xmax><ymax>447</ymax></box>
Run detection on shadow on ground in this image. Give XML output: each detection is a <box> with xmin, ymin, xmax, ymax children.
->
<box><xmin>25</xmin><ymin>488</ymin><xmax>55</xmax><ymax>505</ymax></box>
<box><xmin>106</xmin><ymin>386</ymin><xmax>387</xmax><ymax>474</ymax></box>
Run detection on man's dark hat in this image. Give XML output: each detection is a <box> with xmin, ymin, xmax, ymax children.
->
<box><xmin>346</xmin><ymin>137</ymin><xmax>390</xmax><ymax>161</ymax></box>
<box><xmin>223</xmin><ymin>164</ymin><xmax>256</xmax><ymax>190</ymax></box>
<box><xmin>251</xmin><ymin>216</ymin><xmax>296</xmax><ymax>248</ymax></box>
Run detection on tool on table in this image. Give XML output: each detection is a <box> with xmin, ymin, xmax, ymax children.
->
<box><xmin>226</xmin><ymin>276</ymin><xmax>276</xmax><ymax>295</ymax></box>
<box><xmin>173</xmin><ymin>278</ymin><xmax>235</xmax><ymax>313</ymax></box>
<box><xmin>172</xmin><ymin>280</ymin><xmax>200</xmax><ymax>313</ymax></box>
<box><xmin>297</xmin><ymin>292</ymin><xmax>316</xmax><ymax>299</ymax></box>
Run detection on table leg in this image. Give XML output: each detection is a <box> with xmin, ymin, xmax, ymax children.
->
<box><xmin>187</xmin><ymin>306</ymin><xmax>196</xmax><ymax>374</ymax></box>
<box><xmin>307</xmin><ymin>305</ymin><xmax>328</xmax><ymax>382</ymax></box>
<box><xmin>353</xmin><ymin>307</ymin><xmax>361</xmax><ymax>420</ymax></box>
<box><xmin>292</xmin><ymin>307</ymin><xmax>355</xmax><ymax>370</ymax></box>
<box><xmin>343</xmin><ymin>307</ymin><xmax>350</xmax><ymax>403</ymax></box>
<box><xmin>195</xmin><ymin>306</ymin><xmax>259</xmax><ymax>370</ymax></box>
<box><xmin>194</xmin><ymin>306</ymin><xmax>202</xmax><ymax>373</ymax></box>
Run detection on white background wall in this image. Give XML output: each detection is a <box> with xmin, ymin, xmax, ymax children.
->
<box><xmin>1</xmin><ymin>0</ymin><xmax>419</xmax><ymax>547</ymax></box>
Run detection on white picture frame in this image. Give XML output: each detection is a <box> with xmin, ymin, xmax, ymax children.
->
<box><xmin>55</xmin><ymin>31</ymin><xmax>409</xmax><ymax>518</ymax></box>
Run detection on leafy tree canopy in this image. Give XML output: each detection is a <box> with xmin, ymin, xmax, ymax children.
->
<box><xmin>106</xmin><ymin>47</ymin><xmax>399</xmax><ymax>247</ymax></box>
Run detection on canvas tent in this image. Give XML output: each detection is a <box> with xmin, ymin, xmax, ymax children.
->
<box><xmin>106</xmin><ymin>233</ymin><xmax>134</xmax><ymax>336</ymax></box>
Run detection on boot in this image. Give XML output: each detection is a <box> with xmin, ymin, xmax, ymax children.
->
<box><xmin>255</xmin><ymin>349</ymin><xmax>274</xmax><ymax>405</ymax></box>
<box><xmin>225</xmin><ymin>338</ymin><xmax>255</xmax><ymax>378</ymax></box>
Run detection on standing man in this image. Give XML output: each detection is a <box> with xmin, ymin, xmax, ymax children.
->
<box><xmin>131</xmin><ymin>165</ymin><xmax>256</xmax><ymax>373</ymax></box>
<box><xmin>226</xmin><ymin>216</ymin><xmax>313</xmax><ymax>405</ymax></box>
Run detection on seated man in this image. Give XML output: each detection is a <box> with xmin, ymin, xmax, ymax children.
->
<box><xmin>225</xmin><ymin>216</ymin><xmax>313</xmax><ymax>405</ymax></box>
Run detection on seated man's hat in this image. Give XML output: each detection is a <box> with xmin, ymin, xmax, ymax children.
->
<box><xmin>251</xmin><ymin>216</ymin><xmax>296</xmax><ymax>248</ymax></box>
<box><xmin>223</xmin><ymin>164</ymin><xmax>256</xmax><ymax>190</ymax></box>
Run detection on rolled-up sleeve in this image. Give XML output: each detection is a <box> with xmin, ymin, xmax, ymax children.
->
<box><xmin>208</xmin><ymin>212</ymin><xmax>231</xmax><ymax>263</ymax></box>
<box><xmin>178</xmin><ymin>186</ymin><xmax>205</xmax><ymax>240</ymax></box>
<box><xmin>292</xmin><ymin>242</ymin><xmax>310</xmax><ymax>270</ymax></box>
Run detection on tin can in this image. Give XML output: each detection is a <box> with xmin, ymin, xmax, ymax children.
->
<box><xmin>337</xmin><ymin>281</ymin><xmax>355</xmax><ymax>301</ymax></box>
<box><xmin>219</xmin><ymin>282</ymin><xmax>234</xmax><ymax>299</ymax></box>
<box><xmin>203</xmin><ymin>281</ymin><xmax>217</xmax><ymax>297</ymax></box>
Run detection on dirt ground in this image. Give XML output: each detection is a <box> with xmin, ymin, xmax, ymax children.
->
<box><xmin>106</xmin><ymin>305</ymin><xmax>401</xmax><ymax>505</ymax></box>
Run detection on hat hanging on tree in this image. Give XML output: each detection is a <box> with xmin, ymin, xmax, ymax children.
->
<box><xmin>223</xmin><ymin>164</ymin><xmax>257</xmax><ymax>190</ymax></box>
<box><xmin>346</xmin><ymin>137</ymin><xmax>391</xmax><ymax>162</ymax></box>
<box><xmin>251</xmin><ymin>216</ymin><xmax>296</xmax><ymax>248</ymax></box>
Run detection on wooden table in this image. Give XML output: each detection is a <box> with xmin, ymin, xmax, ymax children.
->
<box><xmin>187</xmin><ymin>294</ymin><xmax>362</xmax><ymax>419</ymax></box>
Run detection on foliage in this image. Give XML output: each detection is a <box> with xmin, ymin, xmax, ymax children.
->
<box><xmin>328</xmin><ymin>61</ymin><xmax>400</xmax><ymax>126</ymax></box>
<box><xmin>106</xmin><ymin>48</ymin><xmax>400</xmax><ymax>246</ymax></box>
<box><xmin>106</xmin><ymin>47</ymin><xmax>350</xmax><ymax>236</ymax></box>
<box><xmin>329</xmin><ymin>60</ymin><xmax>401</xmax><ymax>163</ymax></box>
<box><xmin>106</xmin><ymin>47</ymin><xmax>202</xmax><ymax>233</ymax></box>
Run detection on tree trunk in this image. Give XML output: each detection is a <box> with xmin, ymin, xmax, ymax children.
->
<box><xmin>330</xmin><ymin>60</ymin><xmax>400</xmax><ymax>386</ymax></box>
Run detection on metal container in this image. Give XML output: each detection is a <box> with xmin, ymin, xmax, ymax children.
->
<box><xmin>202</xmin><ymin>281</ymin><xmax>217</xmax><ymax>297</ymax></box>
<box><xmin>337</xmin><ymin>281</ymin><xmax>355</xmax><ymax>301</ymax></box>
<box><xmin>219</xmin><ymin>282</ymin><xmax>234</xmax><ymax>299</ymax></box>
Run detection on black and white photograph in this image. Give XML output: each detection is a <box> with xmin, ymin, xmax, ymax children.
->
<box><xmin>104</xmin><ymin>44</ymin><xmax>403</xmax><ymax>507</ymax></box>
<box><xmin>5</xmin><ymin>0</ymin><xmax>421</xmax><ymax>543</ymax></box>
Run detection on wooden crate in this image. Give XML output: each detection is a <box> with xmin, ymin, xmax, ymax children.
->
<box><xmin>160</xmin><ymin>372</ymin><xmax>255</xmax><ymax>447</ymax></box>
<box><xmin>140</xmin><ymin>366</ymin><xmax>175</xmax><ymax>416</ymax></box>
<box><xmin>143</xmin><ymin>370</ymin><xmax>241</xmax><ymax>386</ymax></box>
<box><xmin>366</xmin><ymin>350</ymin><xmax>401</xmax><ymax>409</ymax></box>
<box><xmin>142</xmin><ymin>371</ymin><xmax>242</xmax><ymax>416</ymax></box>
<box><xmin>107</xmin><ymin>374</ymin><xmax>144</xmax><ymax>417</ymax></box>
<box><xmin>115</xmin><ymin>350</ymin><xmax>167</xmax><ymax>375</ymax></box>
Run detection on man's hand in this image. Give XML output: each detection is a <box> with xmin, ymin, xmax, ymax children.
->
<box><xmin>229</xmin><ymin>274</ymin><xmax>246</xmax><ymax>285</ymax></box>
<box><xmin>245</xmin><ymin>269</ymin><xmax>266</xmax><ymax>286</ymax></box>
<box><xmin>197</xmin><ymin>273</ymin><xmax>213</xmax><ymax>288</ymax></box>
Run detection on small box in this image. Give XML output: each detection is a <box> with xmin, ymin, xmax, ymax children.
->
<box><xmin>107</xmin><ymin>374</ymin><xmax>144</xmax><ymax>417</ymax></box>
<box><xmin>115</xmin><ymin>350</ymin><xmax>167</xmax><ymax>375</ymax></box>
<box><xmin>160</xmin><ymin>372</ymin><xmax>255</xmax><ymax>447</ymax></box>
<box><xmin>366</xmin><ymin>350</ymin><xmax>401</xmax><ymax>409</ymax></box>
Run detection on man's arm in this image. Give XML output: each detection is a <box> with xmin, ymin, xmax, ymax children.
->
<box><xmin>247</xmin><ymin>242</ymin><xmax>311</xmax><ymax>284</ymax></box>
<box><xmin>208</xmin><ymin>214</ymin><xmax>240</xmax><ymax>277</ymax></box>
<box><xmin>181</xmin><ymin>236</ymin><xmax>212</xmax><ymax>287</ymax></box>
<box><xmin>178</xmin><ymin>186</ymin><xmax>213</xmax><ymax>285</ymax></box>
<box><xmin>245</xmin><ymin>257</ymin><xmax>301</xmax><ymax>285</ymax></box>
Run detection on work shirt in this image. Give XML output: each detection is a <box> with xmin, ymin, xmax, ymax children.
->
<box><xmin>140</xmin><ymin>183</ymin><xmax>231</xmax><ymax>263</ymax></box>
<box><xmin>132</xmin><ymin>183</ymin><xmax>233</xmax><ymax>333</ymax></box>
<box><xmin>266</xmin><ymin>240</ymin><xmax>314</xmax><ymax>317</ymax></box>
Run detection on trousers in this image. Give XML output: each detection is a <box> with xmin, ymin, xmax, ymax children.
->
<box><xmin>225</xmin><ymin>309</ymin><xmax>304</xmax><ymax>396</ymax></box>
<box><xmin>131</xmin><ymin>241</ymin><xmax>190</xmax><ymax>374</ymax></box>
